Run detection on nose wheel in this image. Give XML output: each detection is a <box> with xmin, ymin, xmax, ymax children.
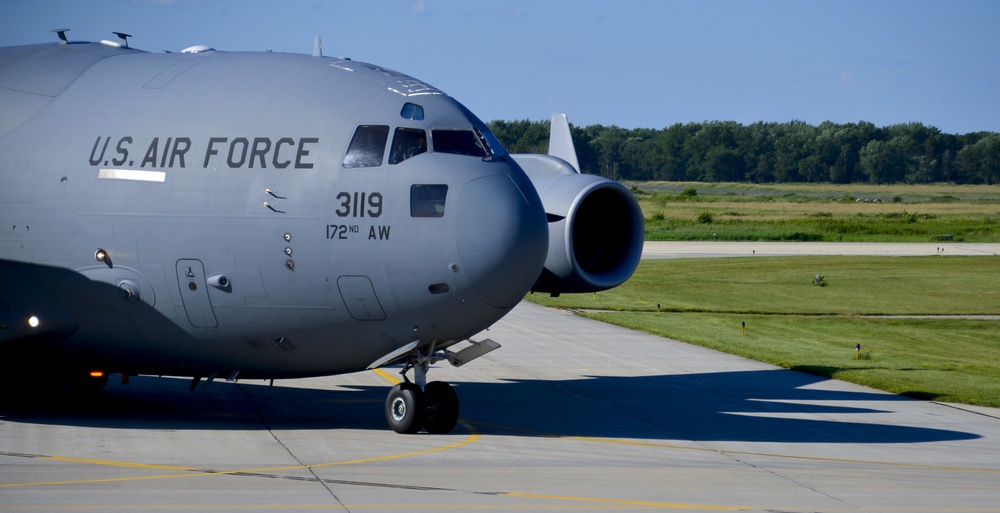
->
<box><xmin>385</xmin><ymin>380</ymin><xmax>459</xmax><ymax>434</ymax></box>
<box><xmin>374</xmin><ymin>339</ymin><xmax>497</xmax><ymax>434</ymax></box>
<box><xmin>386</xmin><ymin>382</ymin><xmax>424</xmax><ymax>434</ymax></box>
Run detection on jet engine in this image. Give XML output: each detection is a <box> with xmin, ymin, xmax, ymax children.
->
<box><xmin>527</xmin><ymin>170</ymin><xmax>644</xmax><ymax>295</ymax></box>
<box><xmin>511</xmin><ymin>113</ymin><xmax>644</xmax><ymax>296</ymax></box>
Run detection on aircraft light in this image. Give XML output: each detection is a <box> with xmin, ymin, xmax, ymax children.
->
<box><xmin>95</xmin><ymin>248</ymin><xmax>113</xmax><ymax>268</ymax></box>
<box><xmin>89</xmin><ymin>371</ymin><xmax>105</xmax><ymax>378</ymax></box>
<box><xmin>28</xmin><ymin>316</ymin><xmax>40</xmax><ymax>328</ymax></box>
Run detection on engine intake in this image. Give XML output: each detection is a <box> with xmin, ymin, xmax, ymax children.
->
<box><xmin>529</xmin><ymin>172</ymin><xmax>644</xmax><ymax>294</ymax></box>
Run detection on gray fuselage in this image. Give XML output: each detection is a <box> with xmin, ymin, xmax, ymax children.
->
<box><xmin>1</xmin><ymin>42</ymin><xmax>549</xmax><ymax>379</ymax></box>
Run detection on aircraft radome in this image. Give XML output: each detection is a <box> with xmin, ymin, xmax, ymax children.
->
<box><xmin>0</xmin><ymin>31</ymin><xmax>644</xmax><ymax>434</ymax></box>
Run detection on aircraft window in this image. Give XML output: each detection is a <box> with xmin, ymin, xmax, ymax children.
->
<box><xmin>432</xmin><ymin>129</ymin><xmax>489</xmax><ymax>158</ymax></box>
<box><xmin>342</xmin><ymin>125</ymin><xmax>389</xmax><ymax>168</ymax></box>
<box><xmin>389</xmin><ymin>128</ymin><xmax>428</xmax><ymax>165</ymax></box>
<box><xmin>410</xmin><ymin>184</ymin><xmax>448</xmax><ymax>218</ymax></box>
<box><xmin>400</xmin><ymin>102</ymin><xmax>424</xmax><ymax>120</ymax></box>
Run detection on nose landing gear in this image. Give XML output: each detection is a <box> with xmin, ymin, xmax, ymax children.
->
<box><xmin>385</xmin><ymin>380</ymin><xmax>458</xmax><ymax>434</ymax></box>
<box><xmin>372</xmin><ymin>338</ymin><xmax>499</xmax><ymax>434</ymax></box>
<box><xmin>385</xmin><ymin>382</ymin><xmax>425</xmax><ymax>434</ymax></box>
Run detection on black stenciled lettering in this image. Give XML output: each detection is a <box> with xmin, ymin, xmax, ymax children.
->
<box><xmin>250</xmin><ymin>138</ymin><xmax>271</xmax><ymax>168</ymax></box>
<box><xmin>335</xmin><ymin>192</ymin><xmax>351</xmax><ymax>217</ymax></box>
<box><xmin>89</xmin><ymin>136</ymin><xmax>110</xmax><ymax>166</ymax></box>
<box><xmin>327</xmin><ymin>225</ymin><xmax>348</xmax><ymax>240</ymax></box>
<box><xmin>158</xmin><ymin>137</ymin><xmax>173</xmax><ymax>167</ymax></box>
<box><xmin>295</xmin><ymin>137</ymin><xmax>319</xmax><ymax>169</ymax></box>
<box><xmin>140</xmin><ymin>137</ymin><xmax>159</xmax><ymax>167</ymax></box>
<box><xmin>204</xmin><ymin>137</ymin><xmax>226</xmax><ymax>167</ymax></box>
<box><xmin>335</xmin><ymin>191</ymin><xmax>384</xmax><ymax>218</ymax></box>
<box><xmin>112</xmin><ymin>137</ymin><xmax>132</xmax><ymax>166</ymax></box>
<box><xmin>367</xmin><ymin>192</ymin><xmax>383</xmax><ymax>218</ymax></box>
<box><xmin>227</xmin><ymin>137</ymin><xmax>249</xmax><ymax>168</ymax></box>
<box><xmin>169</xmin><ymin>137</ymin><xmax>191</xmax><ymax>168</ymax></box>
<box><xmin>273</xmin><ymin>138</ymin><xmax>294</xmax><ymax>169</ymax></box>
<box><xmin>368</xmin><ymin>225</ymin><xmax>391</xmax><ymax>240</ymax></box>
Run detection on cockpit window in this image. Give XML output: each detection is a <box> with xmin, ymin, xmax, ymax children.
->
<box><xmin>342</xmin><ymin>125</ymin><xmax>389</xmax><ymax>168</ymax></box>
<box><xmin>389</xmin><ymin>128</ymin><xmax>428</xmax><ymax>164</ymax></box>
<box><xmin>400</xmin><ymin>102</ymin><xmax>424</xmax><ymax>120</ymax></box>
<box><xmin>432</xmin><ymin>129</ymin><xmax>489</xmax><ymax>158</ymax></box>
<box><xmin>410</xmin><ymin>184</ymin><xmax>448</xmax><ymax>218</ymax></box>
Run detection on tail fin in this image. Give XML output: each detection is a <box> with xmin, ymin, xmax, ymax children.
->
<box><xmin>547</xmin><ymin>113</ymin><xmax>580</xmax><ymax>173</ymax></box>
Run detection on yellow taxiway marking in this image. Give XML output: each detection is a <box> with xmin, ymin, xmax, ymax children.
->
<box><xmin>371</xmin><ymin>367</ymin><xmax>401</xmax><ymax>385</ymax></box>
<box><xmin>0</xmin><ymin>427</ymin><xmax>479</xmax><ymax>489</ymax></box>
<box><xmin>5</xmin><ymin>369</ymin><xmax>997</xmax><ymax>512</ymax></box>
<box><xmin>4</xmin><ymin>504</ymin><xmax>1000</xmax><ymax>512</ymax></box>
<box><xmin>468</xmin><ymin>420</ymin><xmax>1000</xmax><ymax>474</ymax></box>
<box><xmin>0</xmin><ymin>369</ymin><xmax>478</xmax><ymax>489</ymax></box>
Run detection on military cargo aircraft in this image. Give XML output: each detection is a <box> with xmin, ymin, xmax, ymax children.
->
<box><xmin>0</xmin><ymin>31</ymin><xmax>643</xmax><ymax>434</ymax></box>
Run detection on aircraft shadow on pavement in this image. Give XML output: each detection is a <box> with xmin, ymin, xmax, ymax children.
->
<box><xmin>0</xmin><ymin>369</ymin><xmax>978</xmax><ymax>444</ymax></box>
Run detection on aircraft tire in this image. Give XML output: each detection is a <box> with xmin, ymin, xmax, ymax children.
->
<box><xmin>385</xmin><ymin>382</ymin><xmax>425</xmax><ymax>434</ymax></box>
<box><xmin>422</xmin><ymin>381</ymin><xmax>459</xmax><ymax>434</ymax></box>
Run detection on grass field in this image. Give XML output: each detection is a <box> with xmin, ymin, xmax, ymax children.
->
<box><xmin>528</xmin><ymin>256</ymin><xmax>1000</xmax><ymax>407</ymax></box>
<box><xmin>634</xmin><ymin>182</ymin><xmax>1000</xmax><ymax>242</ymax></box>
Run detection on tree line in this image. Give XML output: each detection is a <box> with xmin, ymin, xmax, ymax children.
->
<box><xmin>487</xmin><ymin>119</ymin><xmax>1000</xmax><ymax>184</ymax></box>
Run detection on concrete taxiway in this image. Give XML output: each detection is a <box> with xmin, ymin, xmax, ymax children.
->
<box><xmin>3</xmin><ymin>299</ymin><xmax>999</xmax><ymax>511</ymax></box>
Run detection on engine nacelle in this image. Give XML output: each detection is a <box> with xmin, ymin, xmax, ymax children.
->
<box><xmin>528</xmin><ymin>171</ymin><xmax>644</xmax><ymax>295</ymax></box>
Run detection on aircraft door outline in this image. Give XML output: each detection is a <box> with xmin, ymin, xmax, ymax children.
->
<box><xmin>175</xmin><ymin>259</ymin><xmax>218</xmax><ymax>328</ymax></box>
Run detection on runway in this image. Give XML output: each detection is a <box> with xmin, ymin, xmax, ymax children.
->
<box><xmin>3</xmin><ymin>300</ymin><xmax>999</xmax><ymax>511</ymax></box>
<box><xmin>643</xmin><ymin>240</ymin><xmax>1000</xmax><ymax>258</ymax></box>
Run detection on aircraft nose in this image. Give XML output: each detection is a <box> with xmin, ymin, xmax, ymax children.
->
<box><xmin>456</xmin><ymin>172</ymin><xmax>547</xmax><ymax>308</ymax></box>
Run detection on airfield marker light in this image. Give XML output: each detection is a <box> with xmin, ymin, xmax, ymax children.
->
<box><xmin>89</xmin><ymin>370</ymin><xmax>105</xmax><ymax>378</ymax></box>
<box><xmin>28</xmin><ymin>316</ymin><xmax>40</xmax><ymax>328</ymax></box>
<box><xmin>657</xmin><ymin>304</ymin><xmax>661</xmax><ymax>316</ymax></box>
<box><xmin>856</xmin><ymin>343</ymin><xmax>861</xmax><ymax>360</ymax></box>
<box><xmin>741</xmin><ymin>321</ymin><xmax>746</xmax><ymax>336</ymax></box>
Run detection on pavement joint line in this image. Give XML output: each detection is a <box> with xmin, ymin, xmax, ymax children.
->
<box><xmin>3</xmin><ymin>505</ymin><xmax>1000</xmax><ymax>511</ymax></box>
<box><xmin>463</xmin><ymin>421</ymin><xmax>1000</xmax><ymax>474</ymax></box>
<box><xmin>0</xmin><ymin>422</ymin><xmax>481</xmax><ymax>488</ymax></box>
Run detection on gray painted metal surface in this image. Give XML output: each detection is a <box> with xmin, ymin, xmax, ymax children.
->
<box><xmin>0</xmin><ymin>37</ymin><xmax>643</xmax><ymax>433</ymax></box>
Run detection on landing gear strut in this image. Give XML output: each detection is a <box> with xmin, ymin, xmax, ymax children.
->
<box><xmin>374</xmin><ymin>338</ymin><xmax>499</xmax><ymax>434</ymax></box>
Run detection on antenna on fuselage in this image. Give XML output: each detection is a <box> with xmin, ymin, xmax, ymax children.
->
<box><xmin>51</xmin><ymin>28</ymin><xmax>70</xmax><ymax>45</ymax></box>
<box><xmin>312</xmin><ymin>36</ymin><xmax>323</xmax><ymax>57</ymax></box>
<box><xmin>112</xmin><ymin>32</ymin><xmax>132</xmax><ymax>48</ymax></box>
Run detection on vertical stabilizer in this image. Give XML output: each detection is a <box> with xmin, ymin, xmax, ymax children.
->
<box><xmin>548</xmin><ymin>113</ymin><xmax>580</xmax><ymax>173</ymax></box>
<box><xmin>313</xmin><ymin>37</ymin><xmax>323</xmax><ymax>57</ymax></box>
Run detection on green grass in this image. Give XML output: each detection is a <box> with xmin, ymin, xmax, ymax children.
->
<box><xmin>633</xmin><ymin>182</ymin><xmax>1000</xmax><ymax>242</ymax></box>
<box><xmin>528</xmin><ymin>256</ymin><xmax>1000</xmax><ymax>407</ymax></box>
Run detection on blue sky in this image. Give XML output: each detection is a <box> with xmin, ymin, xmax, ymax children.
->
<box><xmin>3</xmin><ymin>0</ymin><xmax>999</xmax><ymax>134</ymax></box>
